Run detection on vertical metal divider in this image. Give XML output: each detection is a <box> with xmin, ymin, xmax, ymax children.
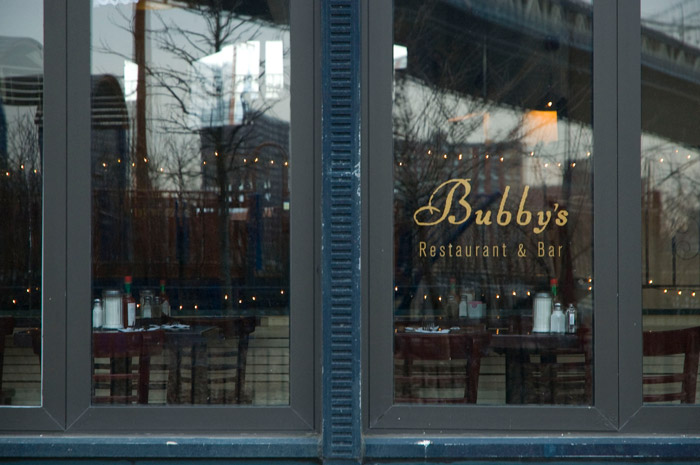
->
<box><xmin>65</xmin><ymin>0</ymin><xmax>92</xmax><ymax>428</ymax></box>
<box><xmin>593</xmin><ymin>0</ymin><xmax>622</xmax><ymax>427</ymax></box>
<box><xmin>40</xmin><ymin>0</ymin><xmax>68</xmax><ymax>429</ymax></box>
<box><xmin>321</xmin><ymin>0</ymin><xmax>363</xmax><ymax>463</ymax></box>
<box><xmin>617</xmin><ymin>0</ymin><xmax>643</xmax><ymax>429</ymax></box>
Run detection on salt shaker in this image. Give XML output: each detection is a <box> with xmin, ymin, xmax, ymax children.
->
<box><xmin>92</xmin><ymin>298</ymin><xmax>103</xmax><ymax>329</ymax></box>
<box><xmin>565</xmin><ymin>304</ymin><xmax>577</xmax><ymax>334</ymax></box>
<box><xmin>550</xmin><ymin>302</ymin><xmax>565</xmax><ymax>333</ymax></box>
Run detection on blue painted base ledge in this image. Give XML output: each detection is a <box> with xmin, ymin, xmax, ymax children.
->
<box><xmin>2</xmin><ymin>435</ymin><xmax>700</xmax><ymax>461</ymax></box>
<box><xmin>364</xmin><ymin>436</ymin><xmax>700</xmax><ymax>460</ymax></box>
<box><xmin>0</xmin><ymin>435</ymin><xmax>320</xmax><ymax>459</ymax></box>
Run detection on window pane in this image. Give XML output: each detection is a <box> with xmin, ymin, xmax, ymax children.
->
<box><xmin>641</xmin><ymin>0</ymin><xmax>700</xmax><ymax>405</ymax></box>
<box><xmin>91</xmin><ymin>0</ymin><xmax>290</xmax><ymax>405</ymax></box>
<box><xmin>0</xmin><ymin>0</ymin><xmax>43</xmax><ymax>407</ymax></box>
<box><xmin>393</xmin><ymin>0</ymin><xmax>593</xmax><ymax>405</ymax></box>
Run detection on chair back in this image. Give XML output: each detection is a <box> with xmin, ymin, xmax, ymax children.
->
<box><xmin>394</xmin><ymin>331</ymin><xmax>489</xmax><ymax>403</ymax></box>
<box><xmin>643</xmin><ymin>326</ymin><xmax>700</xmax><ymax>404</ymax></box>
<box><xmin>92</xmin><ymin>330</ymin><xmax>164</xmax><ymax>404</ymax></box>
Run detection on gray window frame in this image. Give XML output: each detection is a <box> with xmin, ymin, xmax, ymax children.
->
<box><xmin>365</xmin><ymin>0</ymin><xmax>630</xmax><ymax>433</ymax></box>
<box><xmin>66</xmin><ymin>0</ymin><xmax>318</xmax><ymax>433</ymax></box>
<box><xmin>65</xmin><ymin>0</ymin><xmax>318</xmax><ymax>433</ymax></box>
<box><xmin>2</xmin><ymin>0</ymin><xmax>320</xmax><ymax>433</ymax></box>
<box><xmin>618</xmin><ymin>0</ymin><xmax>700</xmax><ymax>433</ymax></box>
<box><xmin>0</xmin><ymin>0</ymin><xmax>67</xmax><ymax>431</ymax></box>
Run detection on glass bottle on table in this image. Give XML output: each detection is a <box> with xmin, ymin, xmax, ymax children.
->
<box><xmin>550</xmin><ymin>278</ymin><xmax>559</xmax><ymax>303</ymax></box>
<box><xmin>458</xmin><ymin>289</ymin><xmax>469</xmax><ymax>318</ymax></box>
<box><xmin>550</xmin><ymin>302</ymin><xmax>565</xmax><ymax>333</ymax></box>
<box><xmin>92</xmin><ymin>298</ymin><xmax>103</xmax><ymax>329</ymax></box>
<box><xmin>159</xmin><ymin>279</ymin><xmax>170</xmax><ymax>318</ymax></box>
<box><xmin>446</xmin><ymin>278</ymin><xmax>459</xmax><ymax>322</ymax></box>
<box><xmin>565</xmin><ymin>304</ymin><xmax>577</xmax><ymax>334</ymax></box>
<box><xmin>122</xmin><ymin>275</ymin><xmax>136</xmax><ymax>328</ymax></box>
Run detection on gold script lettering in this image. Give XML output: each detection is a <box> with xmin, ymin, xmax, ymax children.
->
<box><xmin>413</xmin><ymin>179</ymin><xmax>472</xmax><ymax>226</ymax></box>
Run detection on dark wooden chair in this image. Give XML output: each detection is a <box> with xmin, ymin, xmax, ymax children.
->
<box><xmin>169</xmin><ymin>316</ymin><xmax>257</xmax><ymax>404</ymax></box>
<box><xmin>92</xmin><ymin>330</ymin><xmax>164</xmax><ymax>404</ymax></box>
<box><xmin>0</xmin><ymin>317</ymin><xmax>16</xmax><ymax>404</ymax></box>
<box><xmin>394</xmin><ymin>331</ymin><xmax>489</xmax><ymax>403</ymax></box>
<box><xmin>643</xmin><ymin>326</ymin><xmax>700</xmax><ymax>404</ymax></box>
<box><xmin>514</xmin><ymin>328</ymin><xmax>593</xmax><ymax>405</ymax></box>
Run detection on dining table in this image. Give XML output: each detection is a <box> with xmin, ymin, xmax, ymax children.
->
<box><xmin>395</xmin><ymin>319</ymin><xmax>592</xmax><ymax>405</ymax></box>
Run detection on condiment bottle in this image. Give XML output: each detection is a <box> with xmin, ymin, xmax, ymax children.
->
<box><xmin>550</xmin><ymin>302</ymin><xmax>565</xmax><ymax>333</ymax></box>
<box><xmin>565</xmin><ymin>304</ymin><xmax>577</xmax><ymax>334</ymax></box>
<box><xmin>550</xmin><ymin>278</ymin><xmax>559</xmax><ymax>303</ymax></box>
<box><xmin>159</xmin><ymin>279</ymin><xmax>170</xmax><ymax>317</ymax></box>
<box><xmin>140</xmin><ymin>289</ymin><xmax>154</xmax><ymax>319</ymax></box>
<box><xmin>92</xmin><ymin>298</ymin><xmax>103</xmax><ymax>329</ymax></box>
<box><xmin>446</xmin><ymin>278</ymin><xmax>459</xmax><ymax>321</ymax></box>
<box><xmin>123</xmin><ymin>276</ymin><xmax>136</xmax><ymax>328</ymax></box>
<box><xmin>458</xmin><ymin>289</ymin><xmax>468</xmax><ymax>318</ymax></box>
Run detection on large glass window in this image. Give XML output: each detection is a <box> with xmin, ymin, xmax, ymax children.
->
<box><xmin>392</xmin><ymin>0</ymin><xmax>593</xmax><ymax>405</ymax></box>
<box><xmin>641</xmin><ymin>0</ymin><xmax>700</xmax><ymax>405</ymax></box>
<box><xmin>0</xmin><ymin>0</ymin><xmax>43</xmax><ymax>407</ymax></box>
<box><xmin>91</xmin><ymin>0</ymin><xmax>291</xmax><ymax>406</ymax></box>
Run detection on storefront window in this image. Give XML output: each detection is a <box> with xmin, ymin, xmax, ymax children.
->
<box><xmin>0</xmin><ymin>0</ymin><xmax>43</xmax><ymax>407</ymax></box>
<box><xmin>91</xmin><ymin>0</ymin><xmax>290</xmax><ymax>406</ymax></box>
<box><xmin>393</xmin><ymin>0</ymin><xmax>593</xmax><ymax>405</ymax></box>
<box><xmin>641</xmin><ymin>0</ymin><xmax>700</xmax><ymax>405</ymax></box>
